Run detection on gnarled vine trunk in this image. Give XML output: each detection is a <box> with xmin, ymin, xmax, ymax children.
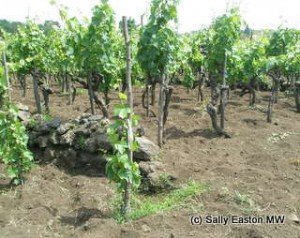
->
<box><xmin>19</xmin><ymin>74</ymin><xmax>27</xmax><ymax>97</ymax></box>
<box><xmin>31</xmin><ymin>71</ymin><xmax>42</xmax><ymax>114</ymax></box>
<box><xmin>197</xmin><ymin>72</ymin><xmax>205</xmax><ymax>102</ymax></box>
<box><xmin>220</xmin><ymin>85</ymin><xmax>228</xmax><ymax>130</ymax></box>
<box><xmin>267</xmin><ymin>77</ymin><xmax>280</xmax><ymax>123</ymax></box>
<box><xmin>207</xmin><ymin>55</ymin><xmax>230</xmax><ymax>138</ymax></box>
<box><xmin>87</xmin><ymin>73</ymin><xmax>95</xmax><ymax>115</ymax></box>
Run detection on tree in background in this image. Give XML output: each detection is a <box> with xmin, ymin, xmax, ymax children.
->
<box><xmin>137</xmin><ymin>0</ymin><xmax>180</xmax><ymax>146</ymax></box>
<box><xmin>8</xmin><ymin>20</ymin><xmax>47</xmax><ymax>113</ymax></box>
<box><xmin>206</xmin><ymin>8</ymin><xmax>242</xmax><ymax>137</ymax></box>
<box><xmin>264</xmin><ymin>28</ymin><xmax>299</xmax><ymax>122</ymax></box>
<box><xmin>0</xmin><ymin>19</ymin><xmax>22</xmax><ymax>34</ymax></box>
<box><xmin>80</xmin><ymin>0</ymin><xmax>119</xmax><ymax>117</ymax></box>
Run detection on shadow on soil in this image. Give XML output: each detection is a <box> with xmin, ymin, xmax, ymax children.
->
<box><xmin>227</xmin><ymin>101</ymin><xmax>243</xmax><ymax>107</ymax></box>
<box><xmin>60</xmin><ymin>207</ymin><xmax>110</xmax><ymax>227</ymax></box>
<box><xmin>182</xmin><ymin>108</ymin><xmax>199</xmax><ymax>116</ymax></box>
<box><xmin>0</xmin><ymin>182</ymin><xmax>13</xmax><ymax>192</ymax></box>
<box><xmin>242</xmin><ymin>118</ymin><xmax>266</xmax><ymax>127</ymax></box>
<box><xmin>165</xmin><ymin>126</ymin><xmax>219</xmax><ymax>140</ymax></box>
<box><xmin>33</xmin><ymin>151</ymin><xmax>106</xmax><ymax>178</ymax></box>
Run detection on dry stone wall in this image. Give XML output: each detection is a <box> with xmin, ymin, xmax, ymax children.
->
<box><xmin>17</xmin><ymin>105</ymin><xmax>176</xmax><ymax>192</ymax></box>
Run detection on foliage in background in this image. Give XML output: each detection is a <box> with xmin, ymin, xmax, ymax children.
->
<box><xmin>228</xmin><ymin>38</ymin><xmax>268</xmax><ymax>85</ymax></box>
<box><xmin>8</xmin><ymin>20</ymin><xmax>46</xmax><ymax>74</ymax></box>
<box><xmin>81</xmin><ymin>0</ymin><xmax>119</xmax><ymax>92</ymax></box>
<box><xmin>207</xmin><ymin>8</ymin><xmax>242</xmax><ymax>80</ymax></box>
<box><xmin>137</xmin><ymin>0</ymin><xmax>180</xmax><ymax>77</ymax></box>
<box><xmin>180</xmin><ymin>32</ymin><xmax>205</xmax><ymax>88</ymax></box>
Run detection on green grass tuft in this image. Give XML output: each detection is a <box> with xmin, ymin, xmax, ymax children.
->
<box><xmin>113</xmin><ymin>181</ymin><xmax>208</xmax><ymax>223</ymax></box>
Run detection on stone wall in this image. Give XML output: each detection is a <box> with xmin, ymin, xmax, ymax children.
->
<box><xmin>21</xmin><ymin>108</ymin><xmax>176</xmax><ymax>192</ymax></box>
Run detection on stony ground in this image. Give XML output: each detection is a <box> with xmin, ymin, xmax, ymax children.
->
<box><xmin>1</xmin><ymin>83</ymin><xmax>300</xmax><ymax>238</ymax></box>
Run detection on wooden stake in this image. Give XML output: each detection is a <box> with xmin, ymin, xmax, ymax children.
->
<box><xmin>122</xmin><ymin>16</ymin><xmax>133</xmax><ymax>221</ymax></box>
<box><xmin>158</xmin><ymin>74</ymin><xmax>165</xmax><ymax>147</ymax></box>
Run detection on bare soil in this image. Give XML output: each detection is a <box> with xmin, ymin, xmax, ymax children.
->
<box><xmin>1</xmin><ymin>83</ymin><xmax>300</xmax><ymax>238</ymax></box>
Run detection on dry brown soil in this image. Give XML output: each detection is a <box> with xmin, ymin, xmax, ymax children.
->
<box><xmin>1</xmin><ymin>83</ymin><xmax>300</xmax><ymax>238</ymax></box>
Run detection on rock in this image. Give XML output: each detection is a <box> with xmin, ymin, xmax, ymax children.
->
<box><xmin>36</xmin><ymin>136</ymin><xmax>49</xmax><ymax>148</ymax></box>
<box><xmin>100</xmin><ymin>118</ymin><xmax>110</xmax><ymax>126</ymax></box>
<box><xmin>17</xmin><ymin>103</ymin><xmax>29</xmax><ymax>111</ymax></box>
<box><xmin>141</xmin><ymin>224</ymin><xmax>151</xmax><ymax>233</ymax></box>
<box><xmin>139</xmin><ymin>161</ymin><xmax>177</xmax><ymax>193</ymax></box>
<box><xmin>94</xmin><ymin>132</ymin><xmax>112</xmax><ymax>151</ymax></box>
<box><xmin>88</xmin><ymin>115</ymin><xmax>102</xmax><ymax>121</ymax></box>
<box><xmin>31</xmin><ymin>114</ymin><xmax>43</xmax><ymax>121</ymax></box>
<box><xmin>84</xmin><ymin>137</ymin><xmax>98</xmax><ymax>153</ymax></box>
<box><xmin>74</xmin><ymin>114</ymin><xmax>91</xmax><ymax>124</ymax></box>
<box><xmin>73</xmin><ymin>135</ymin><xmax>87</xmax><ymax>150</ymax></box>
<box><xmin>76</xmin><ymin>113</ymin><xmax>95</xmax><ymax>124</ymax></box>
<box><xmin>289</xmin><ymin>214</ymin><xmax>300</xmax><ymax>224</ymax></box>
<box><xmin>29</xmin><ymin>132</ymin><xmax>39</xmax><ymax>146</ymax></box>
<box><xmin>34</xmin><ymin>123</ymin><xmax>50</xmax><ymax>135</ymax></box>
<box><xmin>84</xmin><ymin>132</ymin><xmax>112</xmax><ymax>153</ymax></box>
<box><xmin>74</xmin><ymin>124</ymin><xmax>91</xmax><ymax>136</ymax></box>
<box><xmin>80</xmin><ymin>113</ymin><xmax>92</xmax><ymax>119</ymax></box>
<box><xmin>17</xmin><ymin>110</ymin><xmax>31</xmax><ymax>125</ymax></box>
<box><xmin>57</xmin><ymin>122</ymin><xmax>73</xmax><ymax>135</ymax></box>
<box><xmin>77</xmin><ymin>152</ymin><xmax>106</xmax><ymax>168</ymax></box>
<box><xmin>73</xmin><ymin>118</ymin><xmax>80</xmax><ymax>124</ymax></box>
<box><xmin>89</xmin><ymin>121</ymin><xmax>100</xmax><ymax>132</ymax></box>
<box><xmin>146</xmin><ymin>171</ymin><xmax>176</xmax><ymax>192</ymax></box>
<box><xmin>139</xmin><ymin>161</ymin><xmax>164</xmax><ymax>177</ymax></box>
<box><xmin>60</xmin><ymin>130</ymin><xmax>76</xmax><ymax>146</ymax></box>
<box><xmin>49</xmin><ymin>132</ymin><xmax>60</xmax><ymax>145</ymax></box>
<box><xmin>57</xmin><ymin>148</ymin><xmax>77</xmax><ymax>168</ymax></box>
<box><xmin>46</xmin><ymin>119</ymin><xmax>62</xmax><ymax>129</ymax></box>
<box><xmin>81</xmin><ymin>118</ymin><xmax>89</xmax><ymax>124</ymax></box>
<box><xmin>77</xmin><ymin>151</ymin><xmax>94</xmax><ymax>164</ymax></box>
<box><xmin>44</xmin><ymin>148</ymin><xmax>56</xmax><ymax>160</ymax></box>
<box><xmin>134</xmin><ymin>137</ymin><xmax>160</xmax><ymax>161</ymax></box>
<box><xmin>135</xmin><ymin>126</ymin><xmax>146</xmax><ymax>137</ymax></box>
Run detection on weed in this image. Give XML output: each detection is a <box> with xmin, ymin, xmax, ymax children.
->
<box><xmin>112</xmin><ymin>181</ymin><xmax>208</xmax><ymax>223</ymax></box>
<box><xmin>248</xmin><ymin>104</ymin><xmax>264</xmax><ymax>111</ymax></box>
<box><xmin>72</xmin><ymin>192</ymin><xmax>81</xmax><ymax>206</ymax></box>
<box><xmin>233</xmin><ymin>190</ymin><xmax>256</xmax><ymax>211</ymax></box>
<box><xmin>77</xmin><ymin>135</ymin><xmax>86</xmax><ymax>150</ymax></box>
<box><xmin>234</xmin><ymin>191</ymin><xmax>253</xmax><ymax>206</ymax></box>
<box><xmin>267</xmin><ymin>131</ymin><xmax>299</xmax><ymax>143</ymax></box>
<box><xmin>27</xmin><ymin>118</ymin><xmax>38</xmax><ymax>129</ymax></box>
<box><xmin>217</xmin><ymin>187</ymin><xmax>257</xmax><ymax>212</ymax></box>
<box><xmin>76</xmin><ymin>88</ymin><xmax>87</xmax><ymax>95</ymax></box>
<box><xmin>139</xmin><ymin>173</ymin><xmax>175</xmax><ymax>193</ymax></box>
<box><xmin>41</xmin><ymin>113</ymin><xmax>53</xmax><ymax>122</ymax></box>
